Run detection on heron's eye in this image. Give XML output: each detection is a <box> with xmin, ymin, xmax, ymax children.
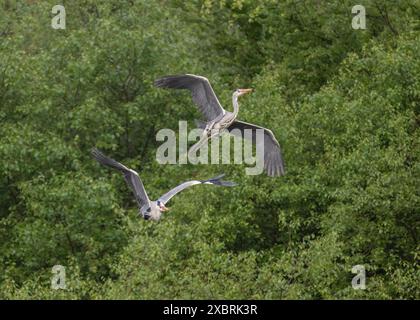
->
<box><xmin>146</xmin><ymin>208</ymin><xmax>151</xmax><ymax>213</ymax></box>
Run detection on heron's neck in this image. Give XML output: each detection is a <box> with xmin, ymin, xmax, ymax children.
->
<box><xmin>232</xmin><ymin>94</ymin><xmax>240</xmax><ymax>117</ymax></box>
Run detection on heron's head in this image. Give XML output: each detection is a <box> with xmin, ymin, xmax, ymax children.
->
<box><xmin>143</xmin><ymin>207</ymin><xmax>151</xmax><ymax>220</ymax></box>
<box><xmin>234</xmin><ymin>88</ymin><xmax>253</xmax><ymax>97</ymax></box>
<box><xmin>157</xmin><ymin>200</ymin><xmax>169</xmax><ymax>212</ymax></box>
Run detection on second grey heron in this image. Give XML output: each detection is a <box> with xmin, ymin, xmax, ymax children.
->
<box><xmin>91</xmin><ymin>148</ymin><xmax>236</xmax><ymax>221</ymax></box>
<box><xmin>154</xmin><ymin>74</ymin><xmax>285</xmax><ymax>177</ymax></box>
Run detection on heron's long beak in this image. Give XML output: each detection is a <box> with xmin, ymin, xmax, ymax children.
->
<box><xmin>239</xmin><ymin>88</ymin><xmax>253</xmax><ymax>95</ymax></box>
<box><xmin>162</xmin><ymin>205</ymin><xmax>170</xmax><ymax>212</ymax></box>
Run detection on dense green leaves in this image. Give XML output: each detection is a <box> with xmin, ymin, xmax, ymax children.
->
<box><xmin>0</xmin><ymin>0</ymin><xmax>419</xmax><ymax>299</ymax></box>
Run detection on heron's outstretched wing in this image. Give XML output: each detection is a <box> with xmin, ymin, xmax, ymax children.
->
<box><xmin>228</xmin><ymin>121</ymin><xmax>285</xmax><ymax>177</ymax></box>
<box><xmin>154</xmin><ymin>74</ymin><xmax>225</xmax><ymax>121</ymax></box>
<box><xmin>158</xmin><ymin>174</ymin><xmax>236</xmax><ymax>205</ymax></box>
<box><xmin>91</xmin><ymin>148</ymin><xmax>151</xmax><ymax>208</ymax></box>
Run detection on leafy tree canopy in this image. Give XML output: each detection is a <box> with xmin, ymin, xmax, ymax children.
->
<box><xmin>0</xmin><ymin>0</ymin><xmax>418</xmax><ymax>299</ymax></box>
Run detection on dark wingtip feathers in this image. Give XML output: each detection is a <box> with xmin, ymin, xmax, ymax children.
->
<box><xmin>264</xmin><ymin>149</ymin><xmax>286</xmax><ymax>177</ymax></box>
<box><xmin>91</xmin><ymin>147</ymin><xmax>129</xmax><ymax>172</ymax></box>
<box><xmin>202</xmin><ymin>174</ymin><xmax>237</xmax><ymax>187</ymax></box>
<box><xmin>91</xmin><ymin>147</ymin><xmax>105</xmax><ymax>162</ymax></box>
<box><xmin>154</xmin><ymin>75</ymin><xmax>185</xmax><ymax>88</ymax></box>
<box><xmin>154</xmin><ymin>78</ymin><xmax>166</xmax><ymax>88</ymax></box>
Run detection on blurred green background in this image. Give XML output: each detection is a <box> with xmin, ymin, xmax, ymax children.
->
<box><xmin>0</xmin><ymin>0</ymin><xmax>418</xmax><ymax>299</ymax></box>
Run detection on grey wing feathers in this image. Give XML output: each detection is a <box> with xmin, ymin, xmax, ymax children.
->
<box><xmin>154</xmin><ymin>74</ymin><xmax>225</xmax><ymax>121</ymax></box>
<box><xmin>158</xmin><ymin>174</ymin><xmax>236</xmax><ymax>205</ymax></box>
<box><xmin>201</xmin><ymin>174</ymin><xmax>237</xmax><ymax>187</ymax></box>
<box><xmin>158</xmin><ymin>180</ymin><xmax>201</xmax><ymax>205</ymax></box>
<box><xmin>228</xmin><ymin>121</ymin><xmax>285</xmax><ymax>177</ymax></box>
<box><xmin>91</xmin><ymin>147</ymin><xmax>131</xmax><ymax>172</ymax></box>
<box><xmin>91</xmin><ymin>148</ymin><xmax>150</xmax><ymax>208</ymax></box>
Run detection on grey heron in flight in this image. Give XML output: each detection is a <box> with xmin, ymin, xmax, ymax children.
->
<box><xmin>91</xmin><ymin>148</ymin><xmax>236</xmax><ymax>221</ymax></box>
<box><xmin>154</xmin><ymin>74</ymin><xmax>285</xmax><ymax>177</ymax></box>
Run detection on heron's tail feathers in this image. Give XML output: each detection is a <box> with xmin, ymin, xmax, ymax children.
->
<box><xmin>201</xmin><ymin>174</ymin><xmax>237</xmax><ymax>187</ymax></box>
<box><xmin>91</xmin><ymin>148</ymin><xmax>130</xmax><ymax>173</ymax></box>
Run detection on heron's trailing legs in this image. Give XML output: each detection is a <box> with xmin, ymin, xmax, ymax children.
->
<box><xmin>188</xmin><ymin>126</ymin><xmax>221</xmax><ymax>158</ymax></box>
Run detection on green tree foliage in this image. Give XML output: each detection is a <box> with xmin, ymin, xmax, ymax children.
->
<box><xmin>0</xmin><ymin>0</ymin><xmax>418</xmax><ymax>299</ymax></box>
